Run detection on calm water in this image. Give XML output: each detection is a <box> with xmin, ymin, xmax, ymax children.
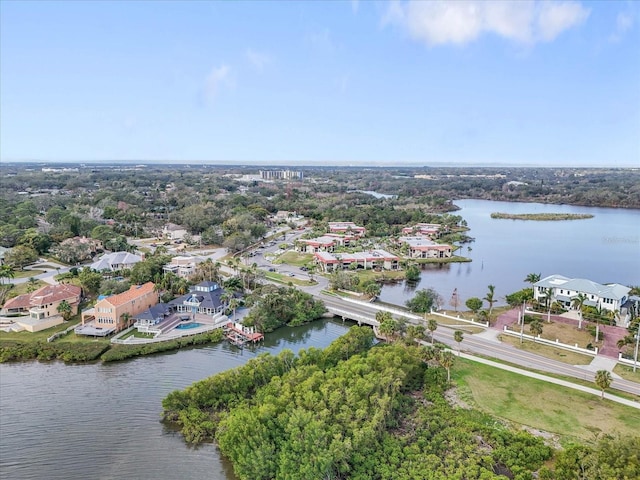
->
<box><xmin>0</xmin><ymin>319</ymin><xmax>351</xmax><ymax>480</ymax></box>
<box><xmin>380</xmin><ymin>199</ymin><xmax>640</xmax><ymax>309</ymax></box>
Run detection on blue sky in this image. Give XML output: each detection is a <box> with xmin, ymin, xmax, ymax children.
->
<box><xmin>1</xmin><ymin>0</ymin><xmax>638</xmax><ymax>166</ymax></box>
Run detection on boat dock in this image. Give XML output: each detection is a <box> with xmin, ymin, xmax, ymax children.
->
<box><xmin>223</xmin><ymin>321</ymin><xmax>264</xmax><ymax>347</ymax></box>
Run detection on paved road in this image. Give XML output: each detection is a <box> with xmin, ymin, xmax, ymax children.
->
<box><xmin>311</xmin><ymin>294</ymin><xmax>640</xmax><ymax>399</ymax></box>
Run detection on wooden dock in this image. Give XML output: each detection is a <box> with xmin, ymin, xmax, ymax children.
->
<box><xmin>223</xmin><ymin>322</ymin><xmax>264</xmax><ymax>347</ymax></box>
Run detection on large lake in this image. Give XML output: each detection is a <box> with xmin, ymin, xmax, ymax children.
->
<box><xmin>379</xmin><ymin>199</ymin><xmax>640</xmax><ymax>309</ymax></box>
<box><xmin>0</xmin><ymin>319</ymin><xmax>351</xmax><ymax>480</ymax></box>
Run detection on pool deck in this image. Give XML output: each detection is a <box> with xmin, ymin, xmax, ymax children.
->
<box><xmin>112</xmin><ymin>313</ymin><xmax>227</xmax><ymax>345</ymax></box>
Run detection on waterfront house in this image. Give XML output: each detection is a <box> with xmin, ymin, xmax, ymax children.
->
<box><xmin>314</xmin><ymin>249</ymin><xmax>399</xmax><ymax>272</ymax></box>
<box><xmin>327</xmin><ymin>222</ymin><xmax>366</xmax><ymax>237</ymax></box>
<box><xmin>2</xmin><ymin>284</ymin><xmax>82</xmax><ymax>332</ymax></box>
<box><xmin>398</xmin><ymin>236</ymin><xmax>453</xmax><ymax>259</ymax></box>
<box><xmin>89</xmin><ymin>251</ymin><xmax>142</xmax><ymax>272</ymax></box>
<box><xmin>533</xmin><ymin>274</ymin><xmax>631</xmax><ymax>321</ymax></box>
<box><xmin>77</xmin><ymin>282</ymin><xmax>158</xmax><ymax>336</ymax></box>
<box><xmin>168</xmin><ymin>281</ymin><xmax>229</xmax><ymax>316</ymax></box>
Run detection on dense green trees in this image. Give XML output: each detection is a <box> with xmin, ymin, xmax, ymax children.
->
<box><xmin>162</xmin><ymin>328</ymin><xmax>573</xmax><ymax>480</ymax></box>
<box><xmin>242</xmin><ymin>286</ymin><xmax>326</xmax><ymax>332</ymax></box>
<box><xmin>465</xmin><ymin>296</ymin><xmax>483</xmax><ymax>313</ymax></box>
<box><xmin>406</xmin><ymin>288</ymin><xmax>442</xmax><ymax>313</ymax></box>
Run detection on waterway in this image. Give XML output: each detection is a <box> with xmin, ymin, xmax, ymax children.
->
<box><xmin>379</xmin><ymin>199</ymin><xmax>640</xmax><ymax>309</ymax></box>
<box><xmin>0</xmin><ymin>319</ymin><xmax>351</xmax><ymax>480</ymax></box>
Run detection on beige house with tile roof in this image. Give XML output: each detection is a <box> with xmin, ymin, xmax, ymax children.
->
<box><xmin>77</xmin><ymin>282</ymin><xmax>158</xmax><ymax>336</ymax></box>
<box><xmin>2</xmin><ymin>284</ymin><xmax>82</xmax><ymax>318</ymax></box>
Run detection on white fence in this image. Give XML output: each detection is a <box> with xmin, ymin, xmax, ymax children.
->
<box><xmin>430</xmin><ymin>310</ymin><xmax>490</xmax><ymax>328</ymax></box>
<box><xmin>502</xmin><ymin>326</ymin><xmax>598</xmax><ymax>356</ymax></box>
<box><xmin>618</xmin><ymin>353</ymin><xmax>639</xmax><ymax>368</ymax></box>
<box><xmin>47</xmin><ymin>323</ymin><xmax>79</xmax><ymax>342</ymax></box>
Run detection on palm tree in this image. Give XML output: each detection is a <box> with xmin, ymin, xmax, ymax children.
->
<box><xmin>544</xmin><ymin>287</ymin><xmax>553</xmax><ymax>322</ymax></box>
<box><xmin>26</xmin><ymin>277</ymin><xmax>38</xmax><ymax>293</ymax></box>
<box><xmin>0</xmin><ymin>264</ymin><xmax>15</xmax><ymax>284</ymax></box>
<box><xmin>121</xmin><ymin>312</ymin><xmax>131</xmax><ymax>329</ymax></box>
<box><xmin>439</xmin><ymin>350</ymin><xmax>455</xmax><ymax>385</ymax></box>
<box><xmin>227</xmin><ymin>298</ymin><xmax>240</xmax><ymax>321</ymax></box>
<box><xmin>427</xmin><ymin>318</ymin><xmax>438</xmax><ymax>345</ymax></box>
<box><xmin>484</xmin><ymin>285</ymin><xmax>496</xmax><ymax>317</ymax></box>
<box><xmin>453</xmin><ymin>330</ymin><xmax>464</xmax><ymax>356</ymax></box>
<box><xmin>56</xmin><ymin>300</ymin><xmax>73</xmax><ymax>322</ymax></box>
<box><xmin>594</xmin><ymin>370</ymin><xmax>612</xmax><ymax>399</ymax></box>
<box><xmin>571</xmin><ymin>293</ymin><xmax>587</xmax><ymax>329</ymax></box>
<box><xmin>529</xmin><ymin>320</ymin><xmax>543</xmax><ymax>342</ymax></box>
<box><xmin>220</xmin><ymin>291</ymin><xmax>233</xmax><ymax>311</ymax></box>
<box><xmin>524</xmin><ymin>273</ymin><xmax>541</xmax><ymax>286</ymax></box>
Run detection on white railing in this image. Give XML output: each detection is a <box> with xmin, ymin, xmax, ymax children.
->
<box><xmin>430</xmin><ymin>310</ymin><xmax>489</xmax><ymax>327</ymax></box>
<box><xmin>327</xmin><ymin>307</ymin><xmax>379</xmax><ymax>326</ymax></box>
<box><xmin>341</xmin><ymin>297</ymin><xmax>422</xmax><ymax>320</ymax></box>
<box><xmin>47</xmin><ymin>323</ymin><xmax>79</xmax><ymax>343</ymax></box>
<box><xmin>502</xmin><ymin>326</ymin><xmax>598</xmax><ymax>356</ymax></box>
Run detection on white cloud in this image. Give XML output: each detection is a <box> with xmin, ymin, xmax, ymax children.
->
<box><xmin>204</xmin><ymin>65</ymin><xmax>232</xmax><ymax>103</ymax></box>
<box><xmin>246</xmin><ymin>49</ymin><xmax>271</xmax><ymax>71</ymax></box>
<box><xmin>609</xmin><ymin>11</ymin><xmax>634</xmax><ymax>43</ymax></box>
<box><xmin>384</xmin><ymin>0</ymin><xmax>590</xmax><ymax>46</ymax></box>
<box><xmin>351</xmin><ymin>0</ymin><xmax>360</xmax><ymax>14</ymax></box>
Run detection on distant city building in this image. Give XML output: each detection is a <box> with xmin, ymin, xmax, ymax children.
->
<box><xmin>259</xmin><ymin>169</ymin><xmax>304</xmax><ymax>181</ymax></box>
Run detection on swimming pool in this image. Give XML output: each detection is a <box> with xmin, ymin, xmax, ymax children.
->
<box><xmin>175</xmin><ymin>323</ymin><xmax>203</xmax><ymax>330</ymax></box>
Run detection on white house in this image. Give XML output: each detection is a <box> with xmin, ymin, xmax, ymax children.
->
<box><xmin>533</xmin><ymin>274</ymin><xmax>630</xmax><ymax>318</ymax></box>
<box><xmin>162</xmin><ymin>223</ymin><xmax>188</xmax><ymax>241</ymax></box>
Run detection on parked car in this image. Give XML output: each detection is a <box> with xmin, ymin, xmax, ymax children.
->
<box><xmin>268</xmin><ymin>267</ymin><xmax>276</xmax><ymax>272</ymax></box>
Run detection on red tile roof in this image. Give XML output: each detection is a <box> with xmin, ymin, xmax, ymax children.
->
<box><xmin>2</xmin><ymin>284</ymin><xmax>82</xmax><ymax>310</ymax></box>
<box><xmin>104</xmin><ymin>282</ymin><xmax>155</xmax><ymax>307</ymax></box>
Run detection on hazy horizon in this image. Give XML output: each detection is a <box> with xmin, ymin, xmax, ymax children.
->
<box><xmin>2</xmin><ymin>1</ymin><xmax>638</xmax><ymax>167</ymax></box>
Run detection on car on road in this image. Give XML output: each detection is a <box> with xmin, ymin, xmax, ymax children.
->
<box><xmin>268</xmin><ymin>267</ymin><xmax>276</xmax><ymax>272</ymax></box>
<box><xmin>287</xmin><ymin>272</ymin><xmax>295</xmax><ymax>277</ymax></box>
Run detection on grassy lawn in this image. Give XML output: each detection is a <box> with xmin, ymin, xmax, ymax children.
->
<box><xmin>272</xmin><ymin>251</ymin><xmax>313</xmax><ymax>266</ymax></box>
<box><xmin>498</xmin><ymin>334</ymin><xmax>593</xmax><ymax>365</ymax></box>
<box><xmin>453</xmin><ymin>358</ymin><xmax>640</xmax><ymax>442</ymax></box>
<box><xmin>264</xmin><ymin>272</ymin><xmax>316</xmax><ymax>287</ymax></box>
<box><xmin>4</xmin><ymin>279</ymin><xmax>47</xmax><ymax>298</ymax></box>
<box><xmin>355</xmin><ymin>269</ymin><xmax>406</xmax><ymax>283</ymax></box>
<box><xmin>613</xmin><ymin>363</ymin><xmax>640</xmax><ymax>384</ymax></box>
<box><xmin>520</xmin><ymin>321</ymin><xmax>594</xmax><ymax>347</ymax></box>
<box><xmin>12</xmin><ymin>269</ymin><xmax>46</xmax><ymax>279</ymax></box>
<box><xmin>0</xmin><ymin>318</ymin><xmax>107</xmax><ymax>345</ymax></box>
<box><xmin>119</xmin><ymin>329</ymin><xmax>152</xmax><ymax>340</ymax></box>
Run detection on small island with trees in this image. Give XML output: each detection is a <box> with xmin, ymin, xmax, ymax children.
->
<box><xmin>490</xmin><ymin>212</ymin><xmax>594</xmax><ymax>221</ymax></box>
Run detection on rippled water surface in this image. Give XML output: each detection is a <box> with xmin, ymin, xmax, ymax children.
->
<box><xmin>380</xmin><ymin>199</ymin><xmax>640</xmax><ymax>308</ymax></box>
<box><xmin>0</xmin><ymin>319</ymin><xmax>351</xmax><ymax>480</ymax></box>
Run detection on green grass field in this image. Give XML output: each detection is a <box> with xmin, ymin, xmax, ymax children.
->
<box><xmin>614</xmin><ymin>363</ymin><xmax>640</xmax><ymax>384</ymax></box>
<box><xmin>12</xmin><ymin>269</ymin><xmax>46</xmax><ymax>279</ymax></box>
<box><xmin>453</xmin><ymin>358</ymin><xmax>640</xmax><ymax>442</ymax></box>
<box><xmin>498</xmin><ymin>333</ymin><xmax>594</xmax><ymax>365</ymax></box>
<box><xmin>272</xmin><ymin>251</ymin><xmax>313</xmax><ymax>266</ymax></box>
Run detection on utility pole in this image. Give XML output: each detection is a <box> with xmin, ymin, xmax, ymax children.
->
<box><xmin>634</xmin><ymin>330</ymin><xmax>639</xmax><ymax>373</ymax></box>
<box><xmin>520</xmin><ymin>300</ymin><xmax>526</xmax><ymax>344</ymax></box>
